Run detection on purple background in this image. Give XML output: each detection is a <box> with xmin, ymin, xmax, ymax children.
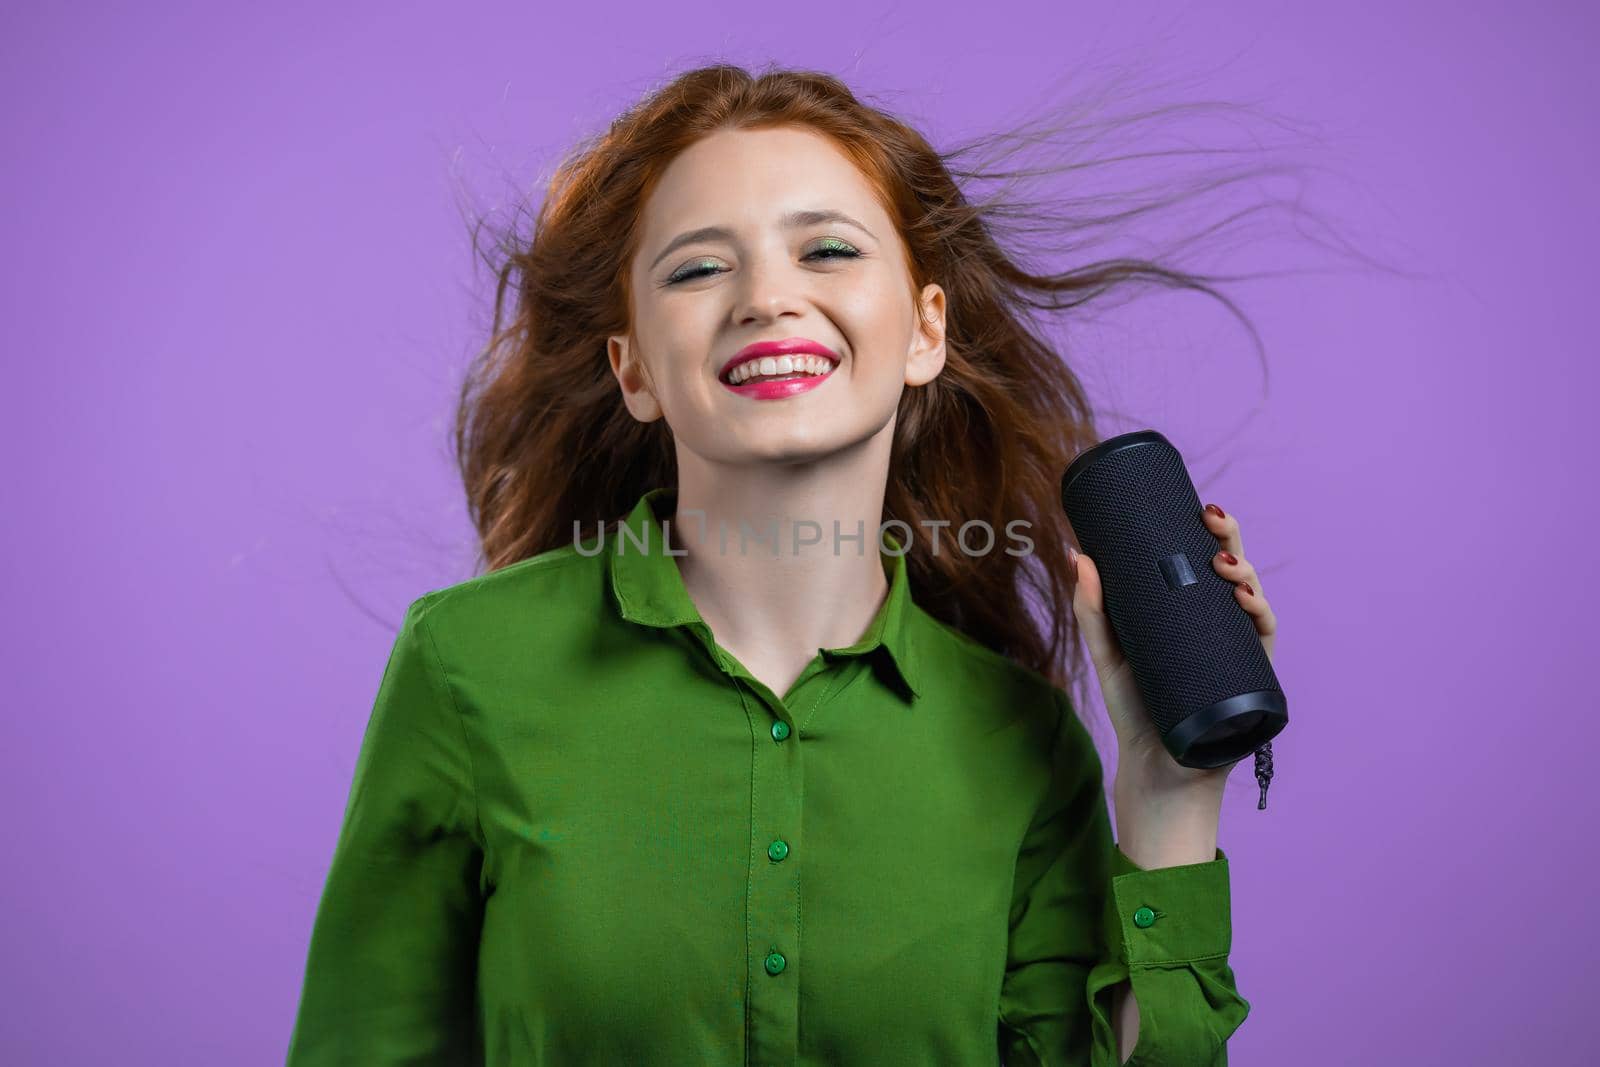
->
<box><xmin>4</xmin><ymin>3</ymin><xmax>1594</xmax><ymax>1064</ymax></box>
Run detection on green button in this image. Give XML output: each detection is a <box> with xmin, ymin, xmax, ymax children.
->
<box><xmin>764</xmin><ymin>951</ymin><xmax>786</xmax><ymax>975</ymax></box>
<box><xmin>1132</xmin><ymin>906</ymin><xmax>1156</xmax><ymax>928</ymax></box>
<box><xmin>771</xmin><ymin>721</ymin><xmax>790</xmax><ymax>741</ymax></box>
<box><xmin>768</xmin><ymin>839</ymin><xmax>789</xmax><ymax>861</ymax></box>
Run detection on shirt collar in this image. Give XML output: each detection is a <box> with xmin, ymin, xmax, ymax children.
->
<box><xmin>606</xmin><ymin>486</ymin><xmax>922</xmax><ymax>701</ymax></box>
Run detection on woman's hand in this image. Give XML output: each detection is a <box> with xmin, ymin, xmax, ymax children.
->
<box><xmin>1068</xmin><ymin>502</ymin><xmax>1278</xmax><ymax>791</ymax></box>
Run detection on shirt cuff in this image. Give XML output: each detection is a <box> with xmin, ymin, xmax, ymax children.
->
<box><xmin>1104</xmin><ymin>843</ymin><xmax>1233</xmax><ymax>966</ymax></box>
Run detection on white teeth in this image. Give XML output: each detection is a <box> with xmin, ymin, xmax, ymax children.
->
<box><xmin>727</xmin><ymin>354</ymin><xmax>834</xmax><ymax>384</ymax></box>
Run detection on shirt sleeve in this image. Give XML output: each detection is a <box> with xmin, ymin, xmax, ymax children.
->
<box><xmin>996</xmin><ymin>688</ymin><xmax>1250</xmax><ymax>1066</ymax></box>
<box><xmin>286</xmin><ymin>596</ymin><xmax>486</xmax><ymax>1065</ymax></box>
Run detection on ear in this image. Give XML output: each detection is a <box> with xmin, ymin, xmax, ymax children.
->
<box><xmin>904</xmin><ymin>282</ymin><xmax>947</xmax><ymax>387</ymax></box>
<box><xmin>606</xmin><ymin>333</ymin><xmax>664</xmax><ymax>422</ymax></box>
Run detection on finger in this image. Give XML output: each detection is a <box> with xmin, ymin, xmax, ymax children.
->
<box><xmin>1202</xmin><ymin>503</ymin><xmax>1245</xmax><ymax>559</ymax></box>
<box><xmin>1211</xmin><ymin>546</ymin><xmax>1264</xmax><ymax>600</ymax></box>
<box><xmin>1235</xmin><ymin>578</ymin><xmax>1277</xmax><ymax>661</ymax></box>
<box><xmin>1067</xmin><ymin>550</ymin><xmax>1124</xmax><ymax>672</ymax></box>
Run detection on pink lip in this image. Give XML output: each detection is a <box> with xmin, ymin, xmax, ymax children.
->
<box><xmin>723</xmin><ymin>373</ymin><xmax>832</xmax><ymax>400</ymax></box>
<box><xmin>718</xmin><ymin>337</ymin><xmax>840</xmax><ymax>401</ymax></box>
<box><xmin>713</xmin><ymin>337</ymin><xmax>838</xmax><ymax>383</ymax></box>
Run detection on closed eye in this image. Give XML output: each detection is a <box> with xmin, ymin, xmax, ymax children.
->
<box><xmin>665</xmin><ymin>241</ymin><xmax>862</xmax><ymax>285</ymax></box>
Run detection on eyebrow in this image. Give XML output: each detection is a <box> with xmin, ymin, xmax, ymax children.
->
<box><xmin>648</xmin><ymin>209</ymin><xmax>875</xmax><ymax>271</ymax></box>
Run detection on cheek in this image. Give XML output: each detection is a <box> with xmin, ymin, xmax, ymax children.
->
<box><xmin>632</xmin><ymin>310</ymin><xmax>709</xmax><ymax>396</ymax></box>
<box><xmin>834</xmin><ymin>278</ymin><xmax>911</xmax><ymax>358</ymax></box>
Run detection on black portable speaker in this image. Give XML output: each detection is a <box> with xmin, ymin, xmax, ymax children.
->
<box><xmin>1060</xmin><ymin>429</ymin><xmax>1286</xmax><ymax>809</ymax></box>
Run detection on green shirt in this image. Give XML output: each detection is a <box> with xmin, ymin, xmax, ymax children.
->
<box><xmin>287</xmin><ymin>487</ymin><xmax>1250</xmax><ymax>1066</ymax></box>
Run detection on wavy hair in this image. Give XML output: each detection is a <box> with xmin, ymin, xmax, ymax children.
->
<box><xmin>453</xmin><ymin>62</ymin><xmax>1333</xmax><ymax>743</ymax></box>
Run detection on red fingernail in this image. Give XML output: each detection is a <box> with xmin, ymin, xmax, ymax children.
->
<box><xmin>1220</xmin><ymin>551</ymin><xmax>1238</xmax><ymax>565</ymax></box>
<box><xmin>1240</xmin><ymin>582</ymin><xmax>1254</xmax><ymax>597</ymax></box>
<box><xmin>1206</xmin><ymin>504</ymin><xmax>1226</xmax><ymax>519</ymax></box>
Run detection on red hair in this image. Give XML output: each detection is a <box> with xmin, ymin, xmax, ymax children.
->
<box><xmin>452</xmin><ymin>62</ymin><xmax>1316</xmax><ymax>728</ymax></box>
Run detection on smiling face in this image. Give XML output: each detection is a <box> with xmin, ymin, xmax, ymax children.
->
<box><xmin>607</xmin><ymin>125</ymin><xmax>946</xmax><ymax>469</ymax></box>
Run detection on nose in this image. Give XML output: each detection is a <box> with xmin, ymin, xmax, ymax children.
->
<box><xmin>734</xmin><ymin>255</ymin><xmax>808</xmax><ymax>326</ymax></box>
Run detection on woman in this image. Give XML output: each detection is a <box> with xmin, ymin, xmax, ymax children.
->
<box><xmin>287</xmin><ymin>64</ymin><xmax>1280</xmax><ymax>1066</ymax></box>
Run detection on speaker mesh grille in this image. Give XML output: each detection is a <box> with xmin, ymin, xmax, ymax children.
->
<box><xmin>1063</xmin><ymin>439</ymin><xmax>1280</xmax><ymax>735</ymax></box>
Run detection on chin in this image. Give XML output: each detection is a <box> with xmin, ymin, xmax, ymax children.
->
<box><xmin>695</xmin><ymin>426</ymin><xmax>835</xmax><ymax>466</ymax></box>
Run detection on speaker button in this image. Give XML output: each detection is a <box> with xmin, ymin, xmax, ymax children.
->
<box><xmin>1158</xmin><ymin>553</ymin><xmax>1199</xmax><ymax>590</ymax></box>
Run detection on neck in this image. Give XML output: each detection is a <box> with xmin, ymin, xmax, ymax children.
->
<box><xmin>668</xmin><ymin>435</ymin><xmax>893</xmax><ymax>660</ymax></box>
